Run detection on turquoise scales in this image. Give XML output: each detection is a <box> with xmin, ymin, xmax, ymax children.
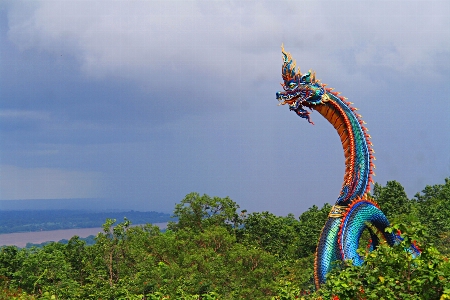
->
<box><xmin>275</xmin><ymin>46</ymin><xmax>410</xmax><ymax>289</ymax></box>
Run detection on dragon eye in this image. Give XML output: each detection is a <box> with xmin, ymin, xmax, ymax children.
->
<box><xmin>289</xmin><ymin>82</ymin><xmax>296</xmax><ymax>88</ymax></box>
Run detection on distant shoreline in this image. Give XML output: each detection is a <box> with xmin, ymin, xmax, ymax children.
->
<box><xmin>0</xmin><ymin>209</ymin><xmax>172</xmax><ymax>234</ymax></box>
<box><xmin>0</xmin><ymin>222</ymin><xmax>168</xmax><ymax>248</ymax></box>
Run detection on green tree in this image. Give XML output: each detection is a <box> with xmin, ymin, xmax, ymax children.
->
<box><xmin>372</xmin><ymin>180</ymin><xmax>411</xmax><ymax>219</ymax></box>
<box><xmin>12</xmin><ymin>243</ymin><xmax>78</xmax><ymax>298</ymax></box>
<box><xmin>0</xmin><ymin>246</ymin><xmax>22</xmax><ymax>279</ymax></box>
<box><xmin>414</xmin><ymin>178</ymin><xmax>450</xmax><ymax>254</ymax></box>
<box><xmin>239</xmin><ymin>211</ymin><xmax>299</xmax><ymax>260</ymax></box>
<box><xmin>296</xmin><ymin>203</ymin><xmax>332</xmax><ymax>258</ymax></box>
<box><xmin>168</xmin><ymin>193</ymin><xmax>243</xmax><ymax>233</ymax></box>
<box><xmin>64</xmin><ymin>236</ymin><xmax>88</xmax><ymax>286</ymax></box>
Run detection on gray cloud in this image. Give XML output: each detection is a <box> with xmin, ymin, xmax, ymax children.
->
<box><xmin>6</xmin><ymin>1</ymin><xmax>449</xmax><ymax>79</ymax></box>
<box><xmin>1</xmin><ymin>0</ymin><xmax>449</xmax><ymax>214</ymax></box>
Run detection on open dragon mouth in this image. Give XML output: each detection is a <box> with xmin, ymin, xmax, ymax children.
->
<box><xmin>276</xmin><ymin>90</ymin><xmax>302</xmax><ymax>105</ymax></box>
<box><xmin>276</xmin><ymin>89</ymin><xmax>315</xmax><ymax>124</ymax></box>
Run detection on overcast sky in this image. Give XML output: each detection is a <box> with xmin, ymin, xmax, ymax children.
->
<box><xmin>0</xmin><ymin>0</ymin><xmax>449</xmax><ymax>215</ymax></box>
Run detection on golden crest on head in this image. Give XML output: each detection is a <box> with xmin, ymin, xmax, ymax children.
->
<box><xmin>281</xmin><ymin>44</ymin><xmax>301</xmax><ymax>83</ymax></box>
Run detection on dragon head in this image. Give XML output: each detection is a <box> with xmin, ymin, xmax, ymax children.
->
<box><xmin>276</xmin><ymin>45</ymin><xmax>327</xmax><ymax>124</ymax></box>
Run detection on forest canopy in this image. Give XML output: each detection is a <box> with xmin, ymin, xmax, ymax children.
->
<box><xmin>0</xmin><ymin>178</ymin><xmax>449</xmax><ymax>299</ymax></box>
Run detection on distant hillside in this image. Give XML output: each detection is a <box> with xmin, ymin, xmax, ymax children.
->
<box><xmin>0</xmin><ymin>210</ymin><xmax>172</xmax><ymax>234</ymax></box>
<box><xmin>24</xmin><ymin>235</ymin><xmax>97</xmax><ymax>249</ymax></box>
<box><xmin>0</xmin><ymin>198</ymin><xmax>169</xmax><ymax>211</ymax></box>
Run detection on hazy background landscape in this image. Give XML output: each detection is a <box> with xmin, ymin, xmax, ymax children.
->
<box><xmin>0</xmin><ymin>206</ymin><xmax>171</xmax><ymax>247</ymax></box>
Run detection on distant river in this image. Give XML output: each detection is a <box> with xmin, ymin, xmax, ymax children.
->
<box><xmin>0</xmin><ymin>223</ymin><xmax>168</xmax><ymax>248</ymax></box>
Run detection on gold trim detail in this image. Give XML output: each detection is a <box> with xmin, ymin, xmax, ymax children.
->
<box><xmin>328</xmin><ymin>205</ymin><xmax>348</xmax><ymax>218</ymax></box>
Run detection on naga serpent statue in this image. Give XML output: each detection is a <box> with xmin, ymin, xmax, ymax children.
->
<box><xmin>275</xmin><ymin>46</ymin><xmax>419</xmax><ymax>289</ymax></box>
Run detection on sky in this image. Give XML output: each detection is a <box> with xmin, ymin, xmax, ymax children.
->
<box><xmin>0</xmin><ymin>0</ymin><xmax>449</xmax><ymax>215</ymax></box>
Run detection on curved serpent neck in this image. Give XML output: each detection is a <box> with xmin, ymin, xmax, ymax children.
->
<box><xmin>311</xmin><ymin>92</ymin><xmax>374</xmax><ymax>205</ymax></box>
<box><xmin>275</xmin><ymin>46</ymin><xmax>374</xmax><ymax>205</ymax></box>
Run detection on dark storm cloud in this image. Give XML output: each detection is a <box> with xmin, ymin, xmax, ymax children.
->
<box><xmin>1</xmin><ymin>0</ymin><xmax>449</xmax><ymax>214</ymax></box>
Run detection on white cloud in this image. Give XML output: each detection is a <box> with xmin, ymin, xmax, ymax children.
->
<box><xmin>6</xmin><ymin>0</ymin><xmax>449</xmax><ymax>82</ymax></box>
<box><xmin>0</xmin><ymin>165</ymin><xmax>104</xmax><ymax>200</ymax></box>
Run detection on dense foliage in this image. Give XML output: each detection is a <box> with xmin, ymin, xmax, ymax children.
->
<box><xmin>0</xmin><ymin>210</ymin><xmax>171</xmax><ymax>234</ymax></box>
<box><xmin>0</xmin><ymin>180</ymin><xmax>449</xmax><ymax>299</ymax></box>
